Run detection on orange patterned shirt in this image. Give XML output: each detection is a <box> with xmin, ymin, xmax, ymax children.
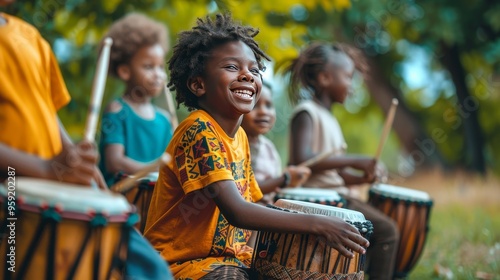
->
<box><xmin>144</xmin><ymin>110</ymin><xmax>263</xmax><ymax>279</ymax></box>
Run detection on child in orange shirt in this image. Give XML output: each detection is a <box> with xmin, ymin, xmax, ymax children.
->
<box><xmin>0</xmin><ymin>5</ymin><xmax>172</xmax><ymax>279</ymax></box>
<box><xmin>144</xmin><ymin>13</ymin><xmax>369</xmax><ymax>279</ymax></box>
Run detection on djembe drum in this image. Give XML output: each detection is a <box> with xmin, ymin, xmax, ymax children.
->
<box><xmin>252</xmin><ymin>199</ymin><xmax>373</xmax><ymax>280</ymax></box>
<box><xmin>368</xmin><ymin>183</ymin><xmax>433</xmax><ymax>278</ymax></box>
<box><xmin>274</xmin><ymin>188</ymin><xmax>346</xmax><ymax>208</ymax></box>
<box><xmin>0</xmin><ymin>177</ymin><xmax>137</xmax><ymax>280</ymax></box>
<box><xmin>116</xmin><ymin>172</ymin><xmax>158</xmax><ymax>233</ymax></box>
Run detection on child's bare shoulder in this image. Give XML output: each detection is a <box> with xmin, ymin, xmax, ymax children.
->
<box><xmin>104</xmin><ymin>100</ymin><xmax>123</xmax><ymax>113</ymax></box>
<box><xmin>155</xmin><ymin>107</ymin><xmax>171</xmax><ymax>119</ymax></box>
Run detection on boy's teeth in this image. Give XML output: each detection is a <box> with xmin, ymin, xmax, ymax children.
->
<box><xmin>233</xmin><ymin>90</ymin><xmax>252</xmax><ymax>95</ymax></box>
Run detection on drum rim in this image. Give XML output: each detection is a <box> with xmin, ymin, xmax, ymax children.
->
<box><xmin>275</xmin><ymin>187</ymin><xmax>343</xmax><ymax>200</ymax></box>
<box><xmin>371</xmin><ymin>183</ymin><xmax>431</xmax><ymax>202</ymax></box>
<box><xmin>1</xmin><ymin>177</ymin><xmax>132</xmax><ymax>215</ymax></box>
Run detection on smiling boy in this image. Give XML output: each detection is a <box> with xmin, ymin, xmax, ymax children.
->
<box><xmin>144</xmin><ymin>14</ymin><xmax>369</xmax><ymax>280</ymax></box>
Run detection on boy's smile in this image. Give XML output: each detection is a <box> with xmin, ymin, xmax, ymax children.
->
<box><xmin>194</xmin><ymin>40</ymin><xmax>262</xmax><ymax>124</ymax></box>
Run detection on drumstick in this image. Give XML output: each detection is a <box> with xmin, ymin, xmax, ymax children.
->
<box><xmin>298</xmin><ymin>144</ymin><xmax>347</xmax><ymax>167</ymax></box>
<box><xmin>110</xmin><ymin>153</ymin><xmax>171</xmax><ymax>193</ymax></box>
<box><xmin>374</xmin><ymin>98</ymin><xmax>398</xmax><ymax>161</ymax></box>
<box><xmin>84</xmin><ymin>37</ymin><xmax>113</xmax><ymax>142</ymax></box>
<box><xmin>164</xmin><ymin>85</ymin><xmax>179</xmax><ymax>129</ymax></box>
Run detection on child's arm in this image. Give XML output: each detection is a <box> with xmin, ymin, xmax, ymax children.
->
<box><xmin>338</xmin><ymin>168</ymin><xmax>375</xmax><ymax>185</ymax></box>
<box><xmin>290</xmin><ymin>111</ymin><xmax>376</xmax><ymax>181</ymax></box>
<box><xmin>255</xmin><ymin>174</ymin><xmax>287</xmax><ymax>194</ymax></box>
<box><xmin>207</xmin><ymin>180</ymin><xmax>369</xmax><ymax>258</ymax></box>
<box><xmin>0</xmin><ymin>141</ymin><xmax>102</xmax><ymax>187</ymax></box>
<box><xmin>100</xmin><ymin>101</ymin><xmax>152</xmax><ymax>175</ymax></box>
<box><xmin>257</xmin><ymin>165</ymin><xmax>311</xmax><ymax>195</ymax></box>
<box><xmin>103</xmin><ymin>144</ymin><xmax>150</xmax><ymax>174</ymax></box>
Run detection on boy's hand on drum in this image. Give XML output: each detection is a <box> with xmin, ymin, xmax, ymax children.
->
<box><xmin>285</xmin><ymin>165</ymin><xmax>311</xmax><ymax>187</ymax></box>
<box><xmin>320</xmin><ymin>216</ymin><xmax>369</xmax><ymax>259</ymax></box>
<box><xmin>46</xmin><ymin>140</ymin><xmax>107</xmax><ymax>189</ymax></box>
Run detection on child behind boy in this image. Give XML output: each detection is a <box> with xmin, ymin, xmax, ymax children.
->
<box><xmin>241</xmin><ymin>81</ymin><xmax>311</xmax><ymax>205</ymax></box>
<box><xmin>144</xmin><ymin>13</ymin><xmax>369</xmax><ymax>279</ymax></box>
<box><xmin>99</xmin><ymin>13</ymin><xmax>174</xmax><ymax>185</ymax></box>
<box><xmin>286</xmin><ymin>41</ymin><xmax>399</xmax><ymax>280</ymax></box>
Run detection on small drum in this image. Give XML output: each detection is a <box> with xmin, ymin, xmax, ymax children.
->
<box><xmin>0</xmin><ymin>177</ymin><xmax>137</xmax><ymax>280</ymax></box>
<box><xmin>116</xmin><ymin>172</ymin><xmax>158</xmax><ymax>233</ymax></box>
<box><xmin>252</xmin><ymin>199</ymin><xmax>373</xmax><ymax>280</ymax></box>
<box><xmin>368</xmin><ymin>184</ymin><xmax>433</xmax><ymax>278</ymax></box>
<box><xmin>274</xmin><ymin>187</ymin><xmax>346</xmax><ymax>208</ymax></box>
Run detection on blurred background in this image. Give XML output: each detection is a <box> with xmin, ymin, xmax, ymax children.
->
<box><xmin>2</xmin><ymin>0</ymin><xmax>499</xmax><ymax>278</ymax></box>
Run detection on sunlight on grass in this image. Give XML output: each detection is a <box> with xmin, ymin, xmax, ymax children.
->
<box><xmin>412</xmin><ymin>205</ymin><xmax>500</xmax><ymax>279</ymax></box>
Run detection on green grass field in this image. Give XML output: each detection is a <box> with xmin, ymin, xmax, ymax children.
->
<box><xmin>390</xmin><ymin>170</ymin><xmax>500</xmax><ymax>280</ymax></box>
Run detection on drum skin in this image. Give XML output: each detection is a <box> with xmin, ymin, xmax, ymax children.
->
<box><xmin>0</xmin><ymin>178</ymin><xmax>135</xmax><ymax>280</ymax></box>
<box><xmin>252</xmin><ymin>199</ymin><xmax>373</xmax><ymax>280</ymax></box>
<box><xmin>368</xmin><ymin>184</ymin><xmax>433</xmax><ymax>278</ymax></box>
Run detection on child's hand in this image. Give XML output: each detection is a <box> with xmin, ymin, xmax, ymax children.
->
<box><xmin>46</xmin><ymin>141</ymin><xmax>107</xmax><ymax>189</ymax></box>
<box><xmin>350</xmin><ymin>157</ymin><xmax>376</xmax><ymax>183</ymax></box>
<box><xmin>285</xmin><ymin>165</ymin><xmax>311</xmax><ymax>187</ymax></box>
<box><xmin>374</xmin><ymin>161</ymin><xmax>388</xmax><ymax>183</ymax></box>
<box><xmin>319</xmin><ymin>215</ymin><xmax>369</xmax><ymax>258</ymax></box>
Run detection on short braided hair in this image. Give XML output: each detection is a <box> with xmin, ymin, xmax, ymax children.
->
<box><xmin>168</xmin><ymin>13</ymin><xmax>270</xmax><ymax>111</ymax></box>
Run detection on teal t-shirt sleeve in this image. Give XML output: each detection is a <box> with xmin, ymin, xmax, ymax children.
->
<box><xmin>100</xmin><ymin>111</ymin><xmax>125</xmax><ymax>146</ymax></box>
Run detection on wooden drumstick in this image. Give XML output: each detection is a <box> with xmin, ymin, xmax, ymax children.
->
<box><xmin>110</xmin><ymin>153</ymin><xmax>171</xmax><ymax>193</ymax></box>
<box><xmin>298</xmin><ymin>144</ymin><xmax>347</xmax><ymax>167</ymax></box>
<box><xmin>164</xmin><ymin>85</ymin><xmax>179</xmax><ymax>129</ymax></box>
<box><xmin>374</xmin><ymin>98</ymin><xmax>399</xmax><ymax>161</ymax></box>
<box><xmin>84</xmin><ymin>37</ymin><xmax>113</xmax><ymax>142</ymax></box>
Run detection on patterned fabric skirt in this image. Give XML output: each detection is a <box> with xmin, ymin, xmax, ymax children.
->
<box><xmin>200</xmin><ymin>265</ymin><xmax>251</xmax><ymax>280</ymax></box>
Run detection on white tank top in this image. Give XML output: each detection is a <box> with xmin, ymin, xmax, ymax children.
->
<box><xmin>290</xmin><ymin>100</ymin><xmax>349</xmax><ymax>195</ymax></box>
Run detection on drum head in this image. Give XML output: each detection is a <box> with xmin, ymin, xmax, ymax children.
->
<box><xmin>371</xmin><ymin>184</ymin><xmax>431</xmax><ymax>202</ymax></box>
<box><xmin>274</xmin><ymin>199</ymin><xmax>366</xmax><ymax>222</ymax></box>
<box><xmin>124</xmin><ymin>172</ymin><xmax>158</xmax><ymax>182</ymax></box>
<box><xmin>275</xmin><ymin>188</ymin><xmax>342</xmax><ymax>201</ymax></box>
<box><xmin>1</xmin><ymin>177</ymin><xmax>131</xmax><ymax>215</ymax></box>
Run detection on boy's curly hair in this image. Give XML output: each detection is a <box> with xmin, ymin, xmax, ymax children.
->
<box><xmin>101</xmin><ymin>13</ymin><xmax>169</xmax><ymax>78</ymax></box>
<box><xmin>168</xmin><ymin>13</ymin><xmax>270</xmax><ymax>111</ymax></box>
<box><xmin>286</xmin><ymin>42</ymin><xmax>367</xmax><ymax>105</ymax></box>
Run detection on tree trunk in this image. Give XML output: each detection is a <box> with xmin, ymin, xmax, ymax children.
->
<box><xmin>363</xmin><ymin>56</ymin><xmax>443</xmax><ymax>169</ymax></box>
<box><xmin>439</xmin><ymin>43</ymin><xmax>486</xmax><ymax>174</ymax></box>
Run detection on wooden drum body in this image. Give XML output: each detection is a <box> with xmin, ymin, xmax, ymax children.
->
<box><xmin>368</xmin><ymin>183</ymin><xmax>433</xmax><ymax>278</ymax></box>
<box><xmin>252</xmin><ymin>199</ymin><xmax>373</xmax><ymax>280</ymax></box>
<box><xmin>274</xmin><ymin>188</ymin><xmax>346</xmax><ymax>208</ymax></box>
<box><xmin>117</xmin><ymin>172</ymin><xmax>157</xmax><ymax>233</ymax></box>
<box><xmin>0</xmin><ymin>178</ymin><xmax>137</xmax><ymax>280</ymax></box>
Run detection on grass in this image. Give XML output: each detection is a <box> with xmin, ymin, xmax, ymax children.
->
<box><xmin>382</xmin><ymin>169</ymin><xmax>500</xmax><ymax>280</ymax></box>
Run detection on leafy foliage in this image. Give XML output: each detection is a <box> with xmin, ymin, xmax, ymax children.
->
<box><xmin>2</xmin><ymin>0</ymin><xmax>499</xmax><ymax>175</ymax></box>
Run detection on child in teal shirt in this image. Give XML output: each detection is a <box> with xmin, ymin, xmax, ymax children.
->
<box><xmin>99</xmin><ymin>13</ymin><xmax>174</xmax><ymax>185</ymax></box>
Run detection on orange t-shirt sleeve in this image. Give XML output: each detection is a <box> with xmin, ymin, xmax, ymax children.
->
<box><xmin>172</xmin><ymin>121</ymin><xmax>235</xmax><ymax>195</ymax></box>
<box><xmin>47</xmin><ymin>43</ymin><xmax>70</xmax><ymax>110</ymax></box>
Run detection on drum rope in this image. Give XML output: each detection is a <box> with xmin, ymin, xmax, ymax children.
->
<box><xmin>47</xmin><ymin>221</ymin><xmax>58</xmax><ymax>279</ymax></box>
<box><xmin>67</xmin><ymin>226</ymin><xmax>93</xmax><ymax>280</ymax></box>
<box><xmin>17</xmin><ymin>208</ymin><xmax>61</xmax><ymax>279</ymax></box>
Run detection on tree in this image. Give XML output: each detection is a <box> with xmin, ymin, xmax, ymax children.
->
<box><xmin>4</xmin><ymin>0</ymin><xmax>499</xmax><ymax>175</ymax></box>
